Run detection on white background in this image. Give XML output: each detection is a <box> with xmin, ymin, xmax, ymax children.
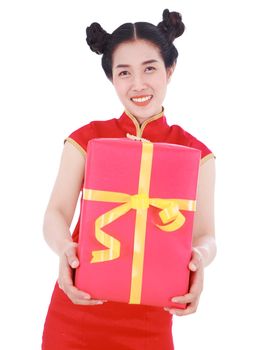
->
<box><xmin>1</xmin><ymin>0</ymin><xmax>257</xmax><ymax>349</ymax></box>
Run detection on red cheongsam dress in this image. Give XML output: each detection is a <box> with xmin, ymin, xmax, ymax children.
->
<box><xmin>42</xmin><ymin>108</ymin><xmax>214</xmax><ymax>350</ymax></box>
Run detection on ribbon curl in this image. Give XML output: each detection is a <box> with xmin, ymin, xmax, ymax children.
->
<box><xmin>83</xmin><ymin>188</ymin><xmax>196</xmax><ymax>263</ymax></box>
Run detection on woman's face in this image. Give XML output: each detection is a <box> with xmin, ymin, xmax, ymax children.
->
<box><xmin>112</xmin><ymin>39</ymin><xmax>175</xmax><ymax>123</ymax></box>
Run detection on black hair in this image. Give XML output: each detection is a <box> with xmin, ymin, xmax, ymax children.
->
<box><xmin>86</xmin><ymin>9</ymin><xmax>185</xmax><ymax>80</ymax></box>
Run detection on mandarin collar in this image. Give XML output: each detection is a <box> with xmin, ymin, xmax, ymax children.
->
<box><xmin>117</xmin><ymin>107</ymin><xmax>170</xmax><ymax>141</ymax></box>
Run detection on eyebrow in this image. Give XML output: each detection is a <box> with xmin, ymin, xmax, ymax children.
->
<box><xmin>115</xmin><ymin>59</ymin><xmax>159</xmax><ymax>69</ymax></box>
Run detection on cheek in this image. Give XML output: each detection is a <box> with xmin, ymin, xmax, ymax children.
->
<box><xmin>155</xmin><ymin>76</ymin><xmax>168</xmax><ymax>95</ymax></box>
<box><xmin>113</xmin><ymin>80</ymin><xmax>128</xmax><ymax>97</ymax></box>
<box><xmin>151</xmin><ymin>72</ymin><xmax>165</xmax><ymax>85</ymax></box>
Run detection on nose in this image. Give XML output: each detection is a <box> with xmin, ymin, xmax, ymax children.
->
<box><xmin>131</xmin><ymin>73</ymin><xmax>147</xmax><ymax>92</ymax></box>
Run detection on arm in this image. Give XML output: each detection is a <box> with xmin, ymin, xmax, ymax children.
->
<box><xmin>43</xmin><ymin>141</ymin><xmax>85</xmax><ymax>256</ymax></box>
<box><xmin>191</xmin><ymin>156</ymin><xmax>217</xmax><ymax>268</ymax></box>
<box><xmin>43</xmin><ymin>141</ymin><xmax>106</xmax><ymax>305</ymax></box>
<box><xmin>164</xmin><ymin>157</ymin><xmax>217</xmax><ymax>315</ymax></box>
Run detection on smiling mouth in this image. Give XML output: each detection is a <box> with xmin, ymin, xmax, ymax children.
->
<box><xmin>130</xmin><ymin>95</ymin><xmax>153</xmax><ymax>106</ymax></box>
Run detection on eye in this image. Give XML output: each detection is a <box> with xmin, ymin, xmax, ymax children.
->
<box><xmin>145</xmin><ymin>66</ymin><xmax>156</xmax><ymax>73</ymax></box>
<box><xmin>118</xmin><ymin>70</ymin><xmax>130</xmax><ymax>77</ymax></box>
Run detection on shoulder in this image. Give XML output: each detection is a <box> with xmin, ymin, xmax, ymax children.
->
<box><xmin>169</xmin><ymin>124</ymin><xmax>215</xmax><ymax>165</ymax></box>
<box><xmin>64</xmin><ymin>117</ymin><xmax>117</xmax><ymax>157</ymax></box>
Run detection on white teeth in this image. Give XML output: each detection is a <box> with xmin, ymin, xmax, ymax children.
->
<box><xmin>131</xmin><ymin>95</ymin><xmax>152</xmax><ymax>102</ymax></box>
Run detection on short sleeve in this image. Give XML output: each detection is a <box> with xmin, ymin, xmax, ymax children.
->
<box><xmin>64</xmin><ymin>122</ymin><xmax>95</xmax><ymax>157</ymax></box>
<box><xmin>186</xmin><ymin>133</ymin><xmax>215</xmax><ymax>165</ymax></box>
<box><xmin>172</xmin><ymin>125</ymin><xmax>215</xmax><ymax>165</ymax></box>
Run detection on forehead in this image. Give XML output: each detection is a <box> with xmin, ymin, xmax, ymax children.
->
<box><xmin>112</xmin><ymin>39</ymin><xmax>162</xmax><ymax>66</ymax></box>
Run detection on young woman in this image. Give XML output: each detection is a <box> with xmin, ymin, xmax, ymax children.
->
<box><xmin>42</xmin><ymin>9</ymin><xmax>216</xmax><ymax>350</ymax></box>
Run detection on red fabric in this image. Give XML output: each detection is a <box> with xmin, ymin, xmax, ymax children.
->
<box><xmin>42</xmin><ymin>110</ymin><xmax>213</xmax><ymax>349</ymax></box>
<box><xmin>65</xmin><ymin>110</ymin><xmax>213</xmax><ymax>159</ymax></box>
<box><xmin>42</xmin><ymin>282</ymin><xmax>173</xmax><ymax>350</ymax></box>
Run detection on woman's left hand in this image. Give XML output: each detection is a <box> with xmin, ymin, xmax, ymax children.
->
<box><xmin>164</xmin><ymin>248</ymin><xmax>204</xmax><ymax>316</ymax></box>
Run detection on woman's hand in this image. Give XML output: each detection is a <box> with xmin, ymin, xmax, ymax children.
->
<box><xmin>164</xmin><ymin>248</ymin><xmax>204</xmax><ymax>316</ymax></box>
<box><xmin>58</xmin><ymin>240</ymin><xmax>107</xmax><ymax>306</ymax></box>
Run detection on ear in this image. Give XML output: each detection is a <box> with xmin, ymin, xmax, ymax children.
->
<box><xmin>167</xmin><ymin>62</ymin><xmax>176</xmax><ymax>83</ymax></box>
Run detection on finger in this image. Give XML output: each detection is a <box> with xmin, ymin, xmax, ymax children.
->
<box><xmin>58</xmin><ymin>257</ymin><xmax>74</xmax><ymax>290</ymax></box>
<box><xmin>165</xmin><ymin>299</ymin><xmax>199</xmax><ymax>316</ymax></box>
<box><xmin>167</xmin><ymin>306</ymin><xmax>196</xmax><ymax>316</ymax></box>
<box><xmin>59</xmin><ymin>249</ymin><xmax>107</xmax><ymax>305</ymax></box>
<box><xmin>70</xmin><ymin>296</ymin><xmax>105</xmax><ymax>306</ymax></box>
<box><xmin>189</xmin><ymin>249</ymin><xmax>203</xmax><ymax>271</ymax></box>
<box><xmin>65</xmin><ymin>244</ymin><xmax>80</xmax><ymax>268</ymax></box>
<box><xmin>189</xmin><ymin>267</ymin><xmax>204</xmax><ymax>295</ymax></box>
<box><xmin>60</xmin><ymin>272</ymin><xmax>107</xmax><ymax>305</ymax></box>
<box><xmin>63</xmin><ymin>282</ymin><xmax>91</xmax><ymax>299</ymax></box>
<box><xmin>171</xmin><ymin>293</ymin><xmax>195</xmax><ymax>304</ymax></box>
<box><xmin>174</xmin><ymin>294</ymin><xmax>200</xmax><ymax>315</ymax></box>
<box><xmin>58</xmin><ymin>267</ymin><xmax>72</xmax><ymax>291</ymax></box>
<box><xmin>66</xmin><ymin>286</ymin><xmax>107</xmax><ymax>305</ymax></box>
<box><xmin>58</xmin><ymin>257</ymin><xmax>83</xmax><ymax>294</ymax></box>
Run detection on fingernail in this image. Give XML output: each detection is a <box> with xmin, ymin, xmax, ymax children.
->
<box><xmin>190</xmin><ymin>262</ymin><xmax>197</xmax><ymax>271</ymax></box>
<box><xmin>97</xmin><ymin>301</ymin><xmax>104</xmax><ymax>304</ymax></box>
<box><xmin>71</xmin><ymin>260</ymin><xmax>78</xmax><ymax>268</ymax></box>
<box><xmin>172</xmin><ymin>298</ymin><xmax>178</xmax><ymax>302</ymax></box>
<box><xmin>168</xmin><ymin>309</ymin><xmax>175</xmax><ymax>314</ymax></box>
<box><xmin>84</xmin><ymin>294</ymin><xmax>91</xmax><ymax>299</ymax></box>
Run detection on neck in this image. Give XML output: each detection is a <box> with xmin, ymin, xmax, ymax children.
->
<box><xmin>125</xmin><ymin>107</ymin><xmax>164</xmax><ymax>126</ymax></box>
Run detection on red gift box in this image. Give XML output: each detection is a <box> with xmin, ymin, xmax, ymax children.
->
<box><xmin>75</xmin><ymin>136</ymin><xmax>201</xmax><ymax>308</ymax></box>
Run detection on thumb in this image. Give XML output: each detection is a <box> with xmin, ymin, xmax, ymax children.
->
<box><xmin>189</xmin><ymin>248</ymin><xmax>203</xmax><ymax>271</ymax></box>
<box><xmin>65</xmin><ymin>242</ymin><xmax>80</xmax><ymax>268</ymax></box>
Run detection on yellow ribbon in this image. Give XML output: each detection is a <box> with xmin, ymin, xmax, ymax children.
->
<box><xmin>83</xmin><ymin>142</ymin><xmax>196</xmax><ymax>303</ymax></box>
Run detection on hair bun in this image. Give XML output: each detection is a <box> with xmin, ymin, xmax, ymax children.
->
<box><xmin>86</xmin><ymin>22</ymin><xmax>111</xmax><ymax>55</ymax></box>
<box><xmin>157</xmin><ymin>9</ymin><xmax>185</xmax><ymax>43</ymax></box>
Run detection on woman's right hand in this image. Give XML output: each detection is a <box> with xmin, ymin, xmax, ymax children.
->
<box><xmin>58</xmin><ymin>241</ymin><xmax>107</xmax><ymax>305</ymax></box>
